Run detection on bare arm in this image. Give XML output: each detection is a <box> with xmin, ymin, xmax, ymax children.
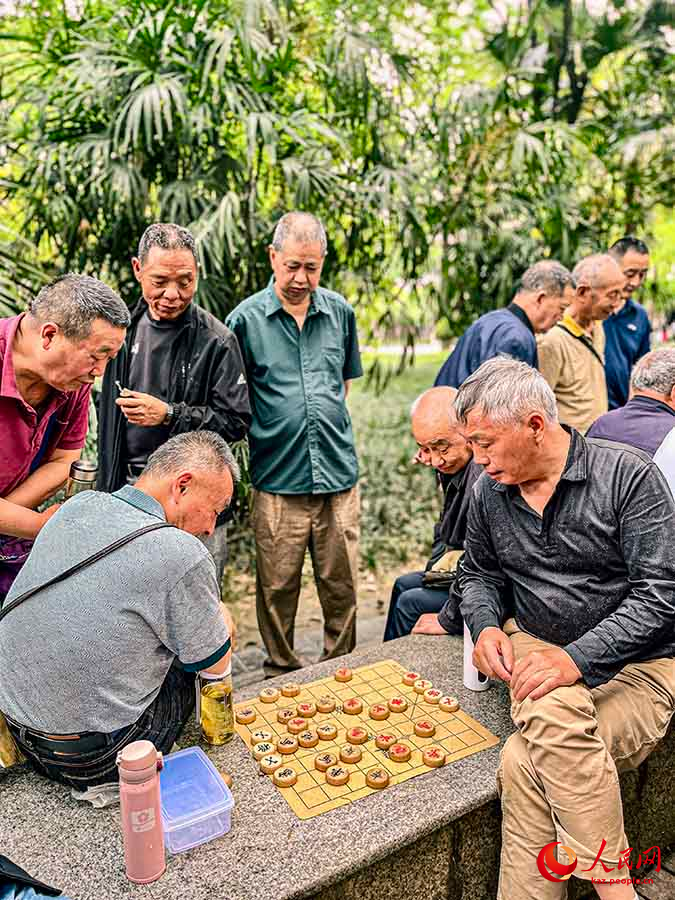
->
<box><xmin>344</xmin><ymin>379</ymin><xmax>352</xmax><ymax>398</ymax></box>
<box><xmin>0</xmin><ymin>497</ymin><xmax>59</xmax><ymax>539</ymax></box>
<box><xmin>4</xmin><ymin>448</ymin><xmax>81</xmax><ymax>509</ymax></box>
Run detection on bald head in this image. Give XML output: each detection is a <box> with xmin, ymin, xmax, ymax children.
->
<box><xmin>569</xmin><ymin>253</ymin><xmax>624</xmax><ymax>324</ymax></box>
<box><xmin>411</xmin><ymin>387</ymin><xmax>472</xmax><ymax>475</ymax></box>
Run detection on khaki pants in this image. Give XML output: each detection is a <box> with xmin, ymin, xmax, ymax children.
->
<box><xmin>497</xmin><ymin>619</ymin><xmax>675</xmax><ymax>900</ymax></box>
<box><xmin>252</xmin><ymin>487</ymin><xmax>359</xmax><ymax>676</ymax></box>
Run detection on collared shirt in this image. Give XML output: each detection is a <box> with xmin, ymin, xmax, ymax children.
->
<box><xmin>0</xmin><ymin>485</ymin><xmax>229</xmax><ymax>732</ymax></box>
<box><xmin>603</xmin><ymin>298</ymin><xmax>651</xmax><ymax>409</ymax></box>
<box><xmin>588</xmin><ymin>395</ymin><xmax>675</xmax><ymax>496</ymax></box>
<box><xmin>226</xmin><ymin>280</ymin><xmax>363</xmax><ymax>494</ymax></box>
<box><xmin>537</xmin><ymin>312</ymin><xmax>607</xmax><ymax>434</ymax></box>
<box><xmin>0</xmin><ymin>314</ymin><xmax>90</xmax><ymax>497</ymax></box>
<box><xmin>460</xmin><ymin>428</ymin><xmax>675</xmax><ymax>688</ymax></box>
<box><xmin>435</xmin><ymin>304</ymin><xmax>537</xmax><ymax>388</ymax></box>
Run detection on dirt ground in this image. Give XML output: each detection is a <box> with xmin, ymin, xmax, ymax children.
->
<box><xmin>222</xmin><ymin>552</ymin><xmax>428</xmax><ymax>649</ymax></box>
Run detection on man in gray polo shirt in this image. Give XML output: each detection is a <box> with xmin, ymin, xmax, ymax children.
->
<box><xmin>0</xmin><ymin>431</ymin><xmax>237</xmax><ymax>790</ymax></box>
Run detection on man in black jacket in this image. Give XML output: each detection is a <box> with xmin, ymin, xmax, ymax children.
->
<box><xmin>98</xmin><ymin>224</ymin><xmax>251</xmax><ymax>571</ymax></box>
<box><xmin>383</xmin><ymin>386</ymin><xmax>481</xmax><ymax>641</ymax></box>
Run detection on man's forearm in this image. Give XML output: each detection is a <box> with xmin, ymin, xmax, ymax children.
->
<box><xmin>5</xmin><ymin>459</ymin><xmax>72</xmax><ymax>509</ymax></box>
<box><xmin>0</xmin><ymin>497</ymin><xmax>47</xmax><ymax>539</ymax></box>
<box><xmin>459</xmin><ymin>581</ymin><xmax>505</xmax><ymax>644</ymax></box>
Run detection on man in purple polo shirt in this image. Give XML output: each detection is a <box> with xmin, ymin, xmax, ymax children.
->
<box><xmin>0</xmin><ymin>274</ymin><xmax>129</xmax><ymax>601</ymax></box>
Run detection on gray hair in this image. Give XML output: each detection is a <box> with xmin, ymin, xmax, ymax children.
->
<box><xmin>271</xmin><ymin>212</ymin><xmax>327</xmax><ymax>256</ymax></box>
<box><xmin>137</xmin><ymin>223</ymin><xmax>197</xmax><ymax>266</ymax></box>
<box><xmin>572</xmin><ymin>253</ymin><xmax>618</xmax><ymax>288</ymax></box>
<box><xmin>517</xmin><ymin>260</ymin><xmax>575</xmax><ymax>296</ymax></box>
<box><xmin>631</xmin><ymin>348</ymin><xmax>675</xmax><ymax>396</ymax></box>
<box><xmin>29</xmin><ymin>274</ymin><xmax>130</xmax><ymax>340</ymax></box>
<box><xmin>454</xmin><ymin>357</ymin><xmax>558</xmax><ymax>427</ymax></box>
<box><xmin>142</xmin><ymin>431</ymin><xmax>240</xmax><ymax>483</ymax></box>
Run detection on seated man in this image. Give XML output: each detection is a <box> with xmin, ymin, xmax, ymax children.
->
<box><xmin>383</xmin><ymin>387</ymin><xmax>481</xmax><ymax>641</ymax></box>
<box><xmin>588</xmin><ymin>347</ymin><xmax>675</xmax><ymax>496</ymax></box>
<box><xmin>0</xmin><ymin>431</ymin><xmax>237</xmax><ymax>791</ymax></box>
<box><xmin>455</xmin><ymin>357</ymin><xmax>675</xmax><ymax>900</ymax></box>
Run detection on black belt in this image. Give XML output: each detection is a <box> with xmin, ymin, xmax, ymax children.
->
<box><xmin>5</xmin><ymin>715</ymin><xmax>113</xmax><ymax>755</ymax></box>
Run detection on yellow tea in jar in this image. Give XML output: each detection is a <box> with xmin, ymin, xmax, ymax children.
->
<box><xmin>200</xmin><ymin>679</ymin><xmax>234</xmax><ymax>745</ymax></box>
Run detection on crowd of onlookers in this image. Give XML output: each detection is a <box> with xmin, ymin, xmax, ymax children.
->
<box><xmin>0</xmin><ymin>213</ymin><xmax>673</xmax><ymax>900</ymax></box>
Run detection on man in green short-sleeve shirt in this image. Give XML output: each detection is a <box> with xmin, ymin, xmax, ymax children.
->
<box><xmin>227</xmin><ymin>212</ymin><xmax>362</xmax><ymax>676</ymax></box>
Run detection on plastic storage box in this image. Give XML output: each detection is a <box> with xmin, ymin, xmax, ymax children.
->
<box><xmin>159</xmin><ymin>746</ymin><xmax>234</xmax><ymax>854</ymax></box>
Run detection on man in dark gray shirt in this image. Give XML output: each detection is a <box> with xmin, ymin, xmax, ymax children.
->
<box><xmin>455</xmin><ymin>357</ymin><xmax>675</xmax><ymax>900</ymax></box>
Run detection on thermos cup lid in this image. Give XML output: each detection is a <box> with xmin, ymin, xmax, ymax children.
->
<box><xmin>69</xmin><ymin>459</ymin><xmax>98</xmax><ymax>482</ymax></box>
<box><xmin>118</xmin><ymin>740</ymin><xmax>159</xmax><ymax>771</ymax></box>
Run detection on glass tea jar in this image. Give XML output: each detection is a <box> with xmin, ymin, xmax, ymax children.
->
<box><xmin>197</xmin><ymin>667</ymin><xmax>234</xmax><ymax>746</ymax></box>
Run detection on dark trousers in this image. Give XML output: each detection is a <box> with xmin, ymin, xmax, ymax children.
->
<box><xmin>383</xmin><ymin>571</ymin><xmax>449</xmax><ymax>641</ymax></box>
<box><xmin>8</xmin><ymin>662</ymin><xmax>195</xmax><ymax>791</ymax></box>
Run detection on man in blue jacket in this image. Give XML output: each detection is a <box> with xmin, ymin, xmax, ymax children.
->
<box><xmin>604</xmin><ymin>236</ymin><xmax>651</xmax><ymax>409</ymax></box>
<box><xmin>435</xmin><ymin>261</ymin><xmax>575</xmax><ymax>388</ymax></box>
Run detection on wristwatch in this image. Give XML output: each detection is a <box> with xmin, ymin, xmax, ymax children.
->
<box><xmin>163</xmin><ymin>402</ymin><xmax>175</xmax><ymax>425</ymax></box>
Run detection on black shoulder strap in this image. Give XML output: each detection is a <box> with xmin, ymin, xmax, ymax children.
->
<box><xmin>556</xmin><ymin>322</ymin><xmax>605</xmax><ymax>368</ymax></box>
<box><xmin>0</xmin><ymin>522</ymin><xmax>173</xmax><ymax>623</ymax></box>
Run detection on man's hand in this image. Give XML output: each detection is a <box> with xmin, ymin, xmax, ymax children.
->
<box><xmin>510</xmin><ymin>647</ymin><xmax>581</xmax><ymax>702</ymax></box>
<box><xmin>116</xmin><ymin>390</ymin><xmax>168</xmax><ymax>427</ymax></box>
<box><xmin>412</xmin><ymin>613</ymin><xmax>449</xmax><ymax>635</ymax></box>
<box><xmin>473</xmin><ymin>626</ymin><xmax>514</xmax><ymax>683</ymax></box>
<box><xmin>36</xmin><ymin>505</ymin><xmax>61</xmax><ymax>529</ymax></box>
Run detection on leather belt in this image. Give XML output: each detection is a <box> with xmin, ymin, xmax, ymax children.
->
<box><xmin>5</xmin><ymin>715</ymin><xmax>111</xmax><ymax>755</ymax></box>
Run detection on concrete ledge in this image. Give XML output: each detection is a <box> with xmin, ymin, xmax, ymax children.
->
<box><xmin>2</xmin><ymin>635</ymin><xmax>673</xmax><ymax>900</ymax></box>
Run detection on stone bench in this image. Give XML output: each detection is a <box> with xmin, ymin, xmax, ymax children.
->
<box><xmin>2</xmin><ymin>635</ymin><xmax>673</xmax><ymax>900</ymax></box>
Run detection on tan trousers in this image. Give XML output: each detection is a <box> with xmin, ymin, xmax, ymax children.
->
<box><xmin>252</xmin><ymin>487</ymin><xmax>359</xmax><ymax>675</ymax></box>
<box><xmin>497</xmin><ymin>619</ymin><xmax>675</xmax><ymax>900</ymax></box>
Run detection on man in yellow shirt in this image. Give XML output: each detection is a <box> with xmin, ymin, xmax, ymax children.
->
<box><xmin>537</xmin><ymin>254</ymin><xmax>624</xmax><ymax>433</ymax></box>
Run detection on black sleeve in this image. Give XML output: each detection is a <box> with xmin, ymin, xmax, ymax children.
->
<box><xmin>170</xmin><ymin>332</ymin><xmax>252</xmax><ymax>442</ymax></box>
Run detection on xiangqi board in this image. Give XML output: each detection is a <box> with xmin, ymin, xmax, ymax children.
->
<box><xmin>234</xmin><ymin>659</ymin><xmax>500</xmax><ymax>820</ymax></box>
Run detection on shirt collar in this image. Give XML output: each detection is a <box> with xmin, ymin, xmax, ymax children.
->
<box><xmin>489</xmin><ymin>426</ymin><xmax>586</xmax><ymax>494</ymax></box>
<box><xmin>629</xmin><ymin>394</ymin><xmax>675</xmax><ymax>418</ymax></box>
<box><xmin>559</xmin><ymin>312</ymin><xmax>586</xmax><ymax>337</ymax></box>
<box><xmin>113</xmin><ymin>485</ymin><xmax>167</xmax><ymax>521</ymax></box>
<box><xmin>507</xmin><ymin>302</ymin><xmax>535</xmax><ymax>335</ymax></box>
<box><xmin>263</xmin><ymin>278</ymin><xmax>328</xmax><ymax>317</ymax></box>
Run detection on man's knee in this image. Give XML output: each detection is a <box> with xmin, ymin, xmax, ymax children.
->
<box><xmin>513</xmin><ymin>682</ymin><xmax>594</xmax><ymax>734</ymax></box>
<box><xmin>497</xmin><ymin>732</ymin><xmax>531</xmax><ymax>797</ymax></box>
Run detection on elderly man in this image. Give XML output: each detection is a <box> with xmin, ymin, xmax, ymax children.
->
<box><xmin>0</xmin><ymin>431</ymin><xmax>237</xmax><ymax>790</ymax></box>
<box><xmin>538</xmin><ymin>253</ymin><xmax>624</xmax><ymax>433</ymax></box>
<box><xmin>456</xmin><ymin>357</ymin><xmax>675</xmax><ymax>900</ymax></box>
<box><xmin>383</xmin><ymin>386</ymin><xmax>481</xmax><ymax>641</ymax></box>
<box><xmin>605</xmin><ymin>236</ymin><xmax>651</xmax><ymax>409</ymax></box>
<box><xmin>434</xmin><ymin>261</ymin><xmax>575</xmax><ymax>387</ymax></box>
<box><xmin>0</xmin><ymin>274</ymin><xmax>129</xmax><ymax>603</ymax></box>
<box><xmin>588</xmin><ymin>347</ymin><xmax>675</xmax><ymax>495</ymax></box>
<box><xmin>98</xmin><ymin>223</ymin><xmax>251</xmax><ymax>573</ymax></box>
<box><xmin>227</xmin><ymin>212</ymin><xmax>362</xmax><ymax>677</ymax></box>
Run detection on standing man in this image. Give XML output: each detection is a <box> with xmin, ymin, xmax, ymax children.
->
<box><xmin>455</xmin><ymin>357</ymin><xmax>675</xmax><ymax>900</ymax></box>
<box><xmin>98</xmin><ymin>223</ymin><xmax>251</xmax><ymax>575</ymax></box>
<box><xmin>537</xmin><ymin>253</ymin><xmax>624</xmax><ymax>433</ymax></box>
<box><xmin>604</xmin><ymin>236</ymin><xmax>651</xmax><ymax>409</ymax></box>
<box><xmin>434</xmin><ymin>261</ymin><xmax>575</xmax><ymax>387</ymax></box>
<box><xmin>383</xmin><ymin>386</ymin><xmax>481</xmax><ymax>641</ymax></box>
<box><xmin>227</xmin><ymin>212</ymin><xmax>362</xmax><ymax>677</ymax></box>
<box><xmin>0</xmin><ymin>274</ymin><xmax>129</xmax><ymax>602</ymax></box>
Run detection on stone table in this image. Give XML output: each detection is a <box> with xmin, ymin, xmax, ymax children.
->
<box><xmin>3</xmin><ymin>635</ymin><xmax>674</xmax><ymax>900</ymax></box>
<box><xmin>1</xmin><ymin>635</ymin><xmax>514</xmax><ymax>900</ymax></box>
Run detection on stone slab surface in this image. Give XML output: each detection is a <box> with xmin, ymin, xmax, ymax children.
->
<box><xmin>1</xmin><ymin>635</ymin><xmax>514</xmax><ymax>900</ymax></box>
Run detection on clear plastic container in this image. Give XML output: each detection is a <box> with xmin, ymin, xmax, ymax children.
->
<box><xmin>159</xmin><ymin>747</ymin><xmax>234</xmax><ymax>854</ymax></box>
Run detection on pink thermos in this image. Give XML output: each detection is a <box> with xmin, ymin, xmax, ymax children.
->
<box><xmin>117</xmin><ymin>740</ymin><xmax>166</xmax><ymax>884</ymax></box>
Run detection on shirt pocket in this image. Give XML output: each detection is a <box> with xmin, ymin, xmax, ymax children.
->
<box><xmin>321</xmin><ymin>346</ymin><xmax>344</xmax><ymax>394</ymax></box>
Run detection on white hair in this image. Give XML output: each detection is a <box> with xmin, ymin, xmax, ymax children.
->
<box><xmin>631</xmin><ymin>348</ymin><xmax>675</xmax><ymax>396</ymax></box>
<box><xmin>454</xmin><ymin>357</ymin><xmax>558</xmax><ymax>427</ymax></box>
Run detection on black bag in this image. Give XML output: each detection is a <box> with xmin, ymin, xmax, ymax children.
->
<box><xmin>0</xmin><ymin>854</ymin><xmax>62</xmax><ymax>897</ymax></box>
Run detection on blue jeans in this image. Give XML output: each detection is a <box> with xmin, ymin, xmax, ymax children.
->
<box><xmin>8</xmin><ymin>662</ymin><xmax>195</xmax><ymax>791</ymax></box>
<box><xmin>383</xmin><ymin>571</ymin><xmax>449</xmax><ymax>641</ymax></box>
